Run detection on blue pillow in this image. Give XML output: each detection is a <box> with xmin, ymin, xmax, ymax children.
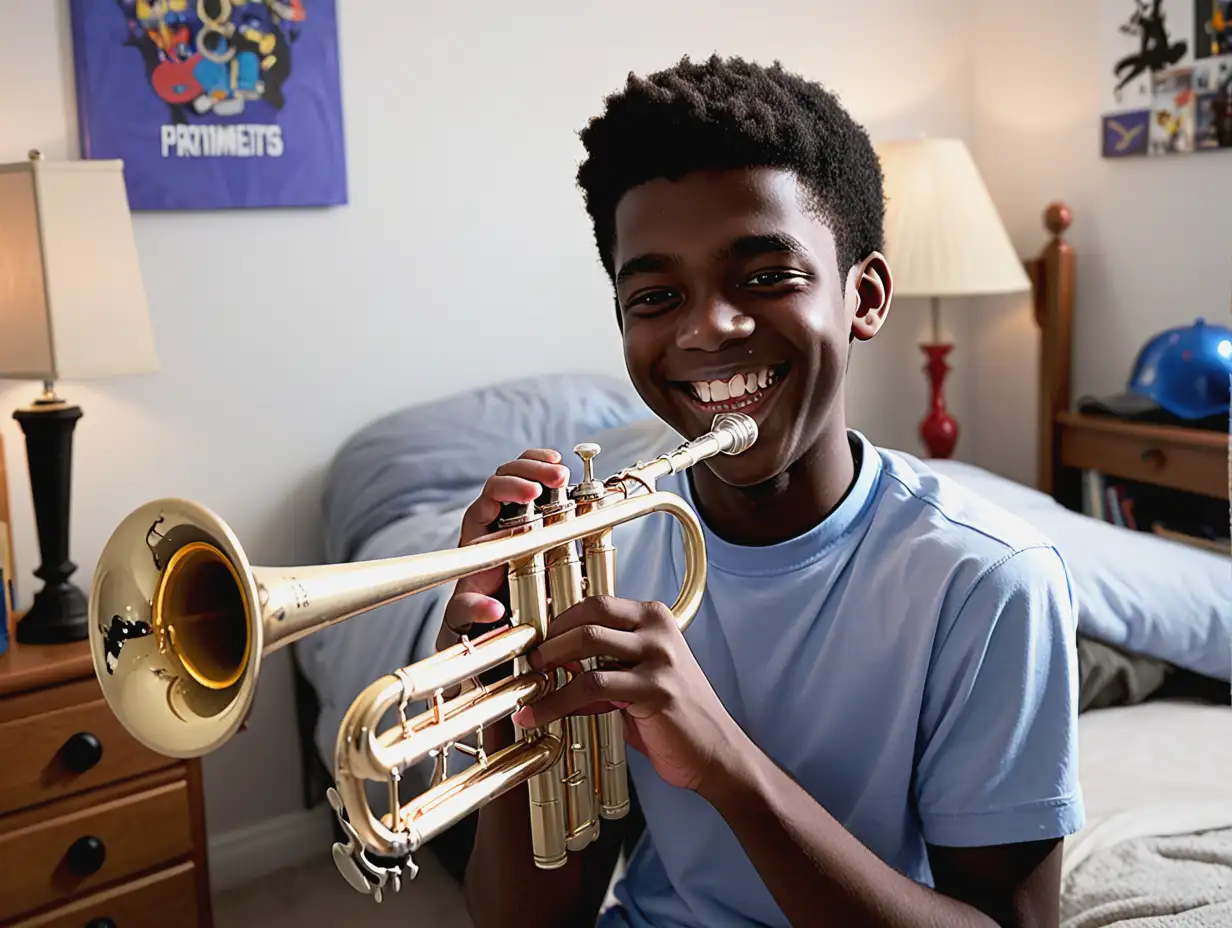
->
<box><xmin>321</xmin><ymin>372</ymin><xmax>652</xmax><ymax>562</ymax></box>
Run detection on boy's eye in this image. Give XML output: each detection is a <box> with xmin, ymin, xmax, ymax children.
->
<box><xmin>743</xmin><ymin>269</ymin><xmax>803</xmax><ymax>287</ymax></box>
<box><xmin>624</xmin><ymin>288</ymin><xmax>680</xmax><ymax>314</ymax></box>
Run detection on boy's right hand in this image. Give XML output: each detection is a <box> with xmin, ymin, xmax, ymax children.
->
<box><xmin>437</xmin><ymin>449</ymin><xmax>571</xmax><ymax>651</ymax></box>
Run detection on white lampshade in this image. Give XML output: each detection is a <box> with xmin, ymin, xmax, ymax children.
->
<box><xmin>0</xmin><ymin>157</ymin><xmax>158</xmax><ymax>382</ymax></box>
<box><xmin>877</xmin><ymin>138</ymin><xmax>1030</xmax><ymax>298</ymax></box>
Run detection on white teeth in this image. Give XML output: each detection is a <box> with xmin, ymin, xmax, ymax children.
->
<box><xmin>689</xmin><ymin>366</ymin><xmax>781</xmax><ymax>407</ymax></box>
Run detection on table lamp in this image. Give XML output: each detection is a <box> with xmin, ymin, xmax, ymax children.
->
<box><xmin>876</xmin><ymin>138</ymin><xmax>1030</xmax><ymax>459</ymax></box>
<box><xmin>0</xmin><ymin>152</ymin><xmax>158</xmax><ymax>644</ymax></box>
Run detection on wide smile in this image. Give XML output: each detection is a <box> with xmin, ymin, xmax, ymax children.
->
<box><xmin>671</xmin><ymin>363</ymin><xmax>790</xmax><ymax>419</ymax></box>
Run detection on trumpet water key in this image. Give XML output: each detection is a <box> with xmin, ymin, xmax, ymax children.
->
<box><xmin>86</xmin><ymin>412</ymin><xmax>757</xmax><ymax>902</ymax></box>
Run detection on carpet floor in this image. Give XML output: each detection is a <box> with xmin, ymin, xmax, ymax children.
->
<box><xmin>212</xmin><ymin>851</ymin><xmax>474</xmax><ymax>927</ymax></box>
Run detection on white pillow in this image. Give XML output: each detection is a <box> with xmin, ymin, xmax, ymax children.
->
<box><xmin>927</xmin><ymin>460</ymin><xmax>1232</xmax><ymax>683</ymax></box>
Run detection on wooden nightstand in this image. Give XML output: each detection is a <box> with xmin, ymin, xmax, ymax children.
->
<box><xmin>1052</xmin><ymin>412</ymin><xmax>1229</xmax><ymax>541</ymax></box>
<box><xmin>0</xmin><ymin>638</ymin><xmax>213</xmax><ymax>927</ymax></box>
<box><xmin>1056</xmin><ymin>412</ymin><xmax>1228</xmax><ymax>500</ymax></box>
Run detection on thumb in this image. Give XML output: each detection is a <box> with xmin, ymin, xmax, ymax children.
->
<box><xmin>444</xmin><ymin>590</ymin><xmax>506</xmax><ymax>634</ymax></box>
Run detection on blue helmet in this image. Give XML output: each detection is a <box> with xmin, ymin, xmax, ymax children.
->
<box><xmin>1128</xmin><ymin>317</ymin><xmax>1232</xmax><ymax>420</ymax></box>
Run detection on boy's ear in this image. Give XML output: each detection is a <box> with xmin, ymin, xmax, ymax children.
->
<box><xmin>848</xmin><ymin>252</ymin><xmax>893</xmax><ymax>342</ymax></box>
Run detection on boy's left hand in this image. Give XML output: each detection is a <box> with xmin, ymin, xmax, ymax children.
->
<box><xmin>510</xmin><ymin>595</ymin><xmax>743</xmax><ymax>796</ymax></box>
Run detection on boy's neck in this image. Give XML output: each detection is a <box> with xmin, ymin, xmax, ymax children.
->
<box><xmin>688</xmin><ymin>422</ymin><xmax>859</xmax><ymax>547</ymax></box>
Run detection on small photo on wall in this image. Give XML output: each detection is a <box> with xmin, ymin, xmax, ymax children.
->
<box><xmin>1194</xmin><ymin>0</ymin><xmax>1232</xmax><ymax>57</ymax></box>
<box><xmin>68</xmin><ymin>0</ymin><xmax>348</xmax><ymax>211</ymax></box>
<box><xmin>1150</xmin><ymin>68</ymin><xmax>1197</xmax><ymax>153</ymax></box>
<box><xmin>1195</xmin><ymin>91</ymin><xmax>1232</xmax><ymax>145</ymax></box>
<box><xmin>1194</xmin><ymin>52</ymin><xmax>1232</xmax><ymax>88</ymax></box>
<box><xmin>1103</xmin><ymin>110</ymin><xmax>1152</xmax><ymax>156</ymax></box>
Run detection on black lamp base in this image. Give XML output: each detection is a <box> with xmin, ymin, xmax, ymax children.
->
<box><xmin>12</xmin><ymin>395</ymin><xmax>88</xmax><ymax>645</ymax></box>
<box><xmin>17</xmin><ymin>579</ymin><xmax>88</xmax><ymax>644</ymax></box>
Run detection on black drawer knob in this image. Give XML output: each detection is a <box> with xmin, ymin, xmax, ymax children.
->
<box><xmin>85</xmin><ymin>919</ymin><xmax>116</xmax><ymax>928</ymax></box>
<box><xmin>61</xmin><ymin>732</ymin><xmax>104</xmax><ymax>773</ymax></box>
<box><xmin>66</xmin><ymin>835</ymin><xmax>107</xmax><ymax>876</ymax></box>
<box><xmin>1140</xmin><ymin>447</ymin><xmax>1166</xmax><ymax>468</ymax></box>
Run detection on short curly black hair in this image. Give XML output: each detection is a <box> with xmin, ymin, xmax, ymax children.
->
<box><xmin>576</xmin><ymin>54</ymin><xmax>885</xmax><ymax>283</ymax></box>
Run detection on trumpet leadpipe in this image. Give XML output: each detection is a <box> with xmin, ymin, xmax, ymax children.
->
<box><xmin>610</xmin><ymin>412</ymin><xmax>759</xmax><ymax>496</ymax></box>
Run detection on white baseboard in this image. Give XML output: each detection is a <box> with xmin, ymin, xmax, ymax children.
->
<box><xmin>208</xmin><ymin>804</ymin><xmax>336</xmax><ymax>894</ymax></box>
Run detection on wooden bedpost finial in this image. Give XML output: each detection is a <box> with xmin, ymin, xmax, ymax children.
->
<box><xmin>1044</xmin><ymin>202</ymin><xmax>1072</xmax><ymax>237</ymax></box>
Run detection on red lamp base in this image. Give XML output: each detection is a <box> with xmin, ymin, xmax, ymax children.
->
<box><xmin>919</xmin><ymin>343</ymin><xmax>958</xmax><ymax>459</ymax></box>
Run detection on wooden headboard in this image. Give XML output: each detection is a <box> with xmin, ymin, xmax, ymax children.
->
<box><xmin>1024</xmin><ymin>202</ymin><xmax>1076</xmax><ymax>501</ymax></box>
<box><xmin>1028</xmin><ymin>204</ymin><xmax>1229</xmax><ymax>528</ymax></box>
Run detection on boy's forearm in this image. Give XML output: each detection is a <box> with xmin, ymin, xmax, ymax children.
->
<box><xmin>702</xmin><ymin>731</ymin><xmax>997</xmax><ymax>928</ymax></box>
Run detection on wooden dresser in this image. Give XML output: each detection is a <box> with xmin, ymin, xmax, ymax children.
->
<box><xmin>0</xmin><ymin>639</ymin><xmax>212</xmax><ymax>927</ymax></box>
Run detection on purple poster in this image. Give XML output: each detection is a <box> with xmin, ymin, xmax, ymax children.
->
<box><xmin>69</xmin><ymin>0</ymin><xmax>347</xmax><ymax>210</ymax></box>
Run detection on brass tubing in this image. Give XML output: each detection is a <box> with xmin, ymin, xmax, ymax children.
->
<box><xmin>339</xmin><ymin>623</ymin><xmax>541</xmax><ymax>782</ymax></box>
<box><xmin>335</xmin><ymin>732</ymin><xmax>564</xmax><ymax>861</ymax></box>
<box><xmin>405</xmin><ymin>733</ymin><xmax>564</xmax><ymax>850</ymax></box>
<box><xmin>374</xmin><ymin>672</ymin><xmax>549</xmax><ymax>775</ymax></box>
<box><xmin>543</xmin><ymin>500</ymin><xmax>601</xmax><ymax>853</ymax></box>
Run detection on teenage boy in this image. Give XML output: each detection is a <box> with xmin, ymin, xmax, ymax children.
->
<box><xmin>438</xmin><ymin>55</ymin><xmax>1083</xmax><ymax>928</ymax></box>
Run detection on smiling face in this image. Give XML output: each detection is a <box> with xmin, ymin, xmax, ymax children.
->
<box><xmin>612</xmin><ymin>166</ymin><xmax>891</xmax><ymax>488</ymax></box>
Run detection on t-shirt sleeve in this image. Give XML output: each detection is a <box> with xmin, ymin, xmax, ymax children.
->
<box><xmin>914</xmin><ymin>544</ymin><xmax>1086</xmax><ymax>848</ymax></box>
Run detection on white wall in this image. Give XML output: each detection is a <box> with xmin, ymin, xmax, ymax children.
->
<box><xmin>0</xmin><ymin>0</ymin><xmax>975</xmax><ymax>846</ymax></box>
<box><xmin>968</xmin><ymin>1</ymin><xmax>1232</xmax><ymax>487</ymax></box>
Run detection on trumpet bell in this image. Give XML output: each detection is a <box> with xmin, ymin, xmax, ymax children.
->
<box><xmin>88</xmin><ymin>498</ymin><xmax>264</xmax><ymax>759</ymax></box>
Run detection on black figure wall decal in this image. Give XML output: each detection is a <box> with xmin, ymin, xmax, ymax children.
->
<box><xmin>1114</xmin><ymin>0</ymin><xmax>1189</xmax><ymax>102</ymax></box>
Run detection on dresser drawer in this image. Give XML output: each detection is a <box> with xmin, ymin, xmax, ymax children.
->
<box><xmin>10</xmin><ymin>862</ymin><xmax>198</xmax><ymax>928</ymax></box>
<box><xmin>1059</xmin><ymin>419</ymin><xmax>1228</xmax><ymax>499</ymax></box>
<box><xmin>0</xmin><ymin>678</ymin><xmax>174</xmax><ymax>815</ymax></box>
<box><xmin>0</xmin><ymin>777</ymin><xmax>193</xmax><ymax>922</ymax></box>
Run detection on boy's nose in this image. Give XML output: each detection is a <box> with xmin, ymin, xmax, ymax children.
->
<box><xmin>675</xmin><ymin>296</ymin><xmax>755</xmax><ymax>353</ymax></box>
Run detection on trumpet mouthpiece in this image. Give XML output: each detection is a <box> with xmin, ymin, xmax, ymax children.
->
<box><xmin>712</xmin><ymin>413</ymin><xmax>758</xmax><ymax>455</ymax></box>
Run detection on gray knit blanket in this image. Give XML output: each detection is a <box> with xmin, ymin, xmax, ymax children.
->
<box><xmin>1062</xmin><ymin>827</ymin><xmax>1232</xmax><ymax>927</ymax></box>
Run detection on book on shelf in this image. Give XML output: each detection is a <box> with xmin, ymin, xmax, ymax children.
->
<box><xmin>1080</xmin><ymin>468</ymin><xmax>1230</xmax><ymax>553</ymax></box>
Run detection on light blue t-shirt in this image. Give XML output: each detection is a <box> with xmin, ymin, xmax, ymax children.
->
<box><xmin>597</xmin><ymin>430</ymin><xmax>1085</xmax><ymax>928</ymax></box>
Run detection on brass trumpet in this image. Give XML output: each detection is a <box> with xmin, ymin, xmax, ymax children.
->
<box><xmin>87</xmin><ymin>412</ymin><xmax>757</xmax><ymax>901</ymax></box>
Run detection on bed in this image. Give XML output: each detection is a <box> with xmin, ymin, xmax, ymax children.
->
<box><xmin>291</xmin><ymin>202</ymin><xmax>1232</xmax><ymax>925</ymax></box>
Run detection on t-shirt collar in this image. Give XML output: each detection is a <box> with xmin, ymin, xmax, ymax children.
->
<box><xmin>675</xmin><ymin>430</ymin><xmax>883</xmax><ymax>578</ymax></box>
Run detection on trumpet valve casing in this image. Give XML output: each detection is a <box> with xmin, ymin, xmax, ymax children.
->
<box><xmin>500</xmin><ymin>498</ymin><xmax>570</xmax><ymax>870</ymax></box>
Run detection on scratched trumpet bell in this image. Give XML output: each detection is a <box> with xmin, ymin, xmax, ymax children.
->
<box><xmin>87</xmin><ymin>412</ymin><xmax>757</xmax><ymax>901</ymax></box>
